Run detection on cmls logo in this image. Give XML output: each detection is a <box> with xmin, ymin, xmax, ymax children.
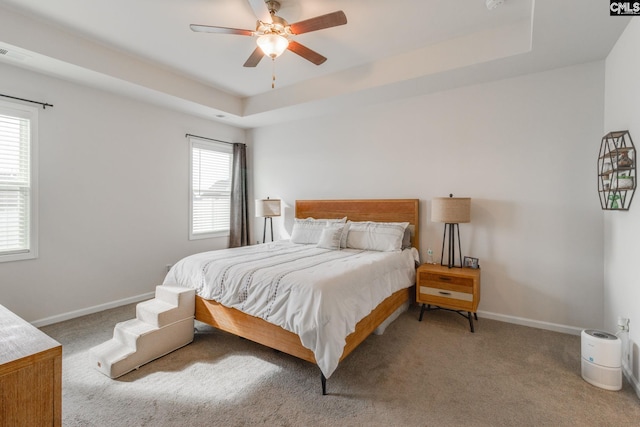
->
<box><xmin>610</xmin><ymin>1</ymin><xmax>640</xmax><ymax>15</ymax></box>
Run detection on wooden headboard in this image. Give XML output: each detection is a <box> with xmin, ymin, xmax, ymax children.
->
<box><xmin>295</xmin><ymin>199</ymin><xmax>420</xmax><ymax>251</ymax></box>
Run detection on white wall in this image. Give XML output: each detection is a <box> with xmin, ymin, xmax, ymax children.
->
<box><xmin>0</xmin><ymin>62</ymin><xmax>246</xmax><ymax>324</ymax></box>
<box><xmin>0</xmin><ymin>56</ymin><xmax>610</xmax><ymax>338</ymax></box>
<box><xmin>250</xmin><ymin>61</ymin><xmax>606</xmax><ymax>333</ymax></box>
<box><xmin>604</xmin><ymin>18</ymin><xmax>640</xmax><ymax>393</ymax></box>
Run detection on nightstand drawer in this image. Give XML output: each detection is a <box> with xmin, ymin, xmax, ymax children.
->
<box><xmin>419</xmin><ymin>272</ymin><xmax>473</xmax><ymax>287</ymax></box>
<box><xmin>419</xmin><ymin>286</ymin><xmax>473</xmax><ymax>302</ymax></box>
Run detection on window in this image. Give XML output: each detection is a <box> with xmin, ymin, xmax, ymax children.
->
<box><xmin>189</xmin><ymin>136</ymin><xmax>232</xmax><ymax>239</ymax></box>
<box><xmin>0</xmin><ymin>100</ymin><xmax>38</xmax><ymax>262</ymax></box>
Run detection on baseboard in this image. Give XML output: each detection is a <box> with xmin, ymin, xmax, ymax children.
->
<box><xmin>481</xmin><ymin>310</ymin><xmax>639</xmax><ymax>400</ymax></box>
<box><xmin>477</xmin><ymin>310</ymin><xmax>584</xmax><ymax>336</ymax></box>
<box><xmin>29</xmin><ymin>294</ymin><xmax>640</xmax><ymax>401</ymax></box>
<box><xmin>35</xmin><ymin>298</ymin><xmax>585</xmax><ymax>334</ymax></box>
<box><xmin>623</xmin><ymin>363</ymin><xmax>640</xmax><ymax>400</ymax></box>
<box><xmin>31</xmin><ymin>291</ymin><xmax>156</xmax><ymax>328</ymax></box>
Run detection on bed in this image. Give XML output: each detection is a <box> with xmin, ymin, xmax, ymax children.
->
<box><xmin>164</xmin><ymin>199</ymin><xmax>420</xmax><ymax>394</ymax></box>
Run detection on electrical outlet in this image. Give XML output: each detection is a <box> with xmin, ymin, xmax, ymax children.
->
<box><xmin>618</xmin><ymin>317</ymin><xmax>630</xmax><ymax>332</ymax></box>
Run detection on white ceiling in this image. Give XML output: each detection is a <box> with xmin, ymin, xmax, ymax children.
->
<box><xmin>0</xmin><ymin>0</ymin><xmax>630</xmax><ymax>128</ymax></box>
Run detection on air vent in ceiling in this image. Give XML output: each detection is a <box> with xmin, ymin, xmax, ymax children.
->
<box><xmin>486</xmin><ymin>0</ymin><xmax>505</xmax><ymax>10</ymax></box>
<box><xmin>0</xmin><ymin>47</ymin><xmax>29</xmax><ymax>61</ymax></box>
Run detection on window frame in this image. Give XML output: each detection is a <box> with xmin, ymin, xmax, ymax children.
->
<box><xmin>0</xmin><ymin>99</ymin><xmax>38</xmax><ymax>262</ymax></box>
<box><xmin>188</xmin><ymin>136</ymin><xmax>233</xmax><ymax>240</ymax></box>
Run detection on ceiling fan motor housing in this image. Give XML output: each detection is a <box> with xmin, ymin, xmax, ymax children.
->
<box><xmin>257</xmin><ymin>15</ymin><xmax>290</xmax><ymax>35</ymax></box>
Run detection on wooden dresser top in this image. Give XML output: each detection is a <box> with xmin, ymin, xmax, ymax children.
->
<box><xmin>0</xmin><ymin>304</ymin><xmax>61</xmax><ymax>368</ymax></box>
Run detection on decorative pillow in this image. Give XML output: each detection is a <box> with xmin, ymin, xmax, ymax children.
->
<box><xmin>290</xmin><ymin>217</ymin><xmax>347</xmax><ymax>244</ymax></box>
<box><xmin>402</xmin><ymin>225</ymin><xmax>414</xmax><ymax>249</ymax></box>
<box><xmin>316</xmin><ymin>224</ymin><xmax>346</xmax><ymax>250</ymax></box>
<box><xmin>346</xmin><ymin>221</ymin><xmax>410</xmax><ymax>252</ymax></box>
<box><xmin>339</xmin><ymin>221</ymin><xmax>350</xmax><ymax>248</ymax></box>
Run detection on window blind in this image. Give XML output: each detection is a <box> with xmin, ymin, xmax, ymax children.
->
<box><xmin>0</xmin><ymin>108</ymin><xmax>32</xmax><ymax>256</ymax></box>
<box><xmin>190</xmin><ymin>138</ymin><xmax>232</xmax><ymax>238</ymax></box>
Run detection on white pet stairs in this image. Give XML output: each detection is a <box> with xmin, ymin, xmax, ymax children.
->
<box><xmin>90</xmin><ymin>285</ymin><xmax>196</xmax><ymax>378</ymax></box>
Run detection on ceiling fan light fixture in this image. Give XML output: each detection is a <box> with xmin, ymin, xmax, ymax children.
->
<box><xmin>257</xmin><ymin>33</ymin><xmax>289</xmax><ymax>59</ymax></box>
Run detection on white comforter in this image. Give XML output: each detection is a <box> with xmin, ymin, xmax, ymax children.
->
<box><xmin>163</xmin><ymin>240</ymin><xmax>419</xmax><ymax>378</ymax></box>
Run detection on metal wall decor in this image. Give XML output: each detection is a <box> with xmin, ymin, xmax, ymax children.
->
<box><xmin>598</xmin><ymin>130</ymin><xmax>636</xmax><ymax>210</ymax></box>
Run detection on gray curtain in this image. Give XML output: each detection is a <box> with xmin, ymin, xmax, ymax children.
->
<box><xmin>229</xmin><ymin>143</ymin><xmax>249</xmax><ymax>247</ymax></box>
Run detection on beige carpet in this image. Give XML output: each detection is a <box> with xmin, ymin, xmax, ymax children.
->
<box><xmin>42</xmin><ymin>303</ymin><xmax>640</xmax><ymax>426</ymax></box>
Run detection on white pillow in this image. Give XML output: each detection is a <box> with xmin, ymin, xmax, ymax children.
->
<box><xmin>290</xmin><ymin>217</ymin><xmax>347</xmax><ymax>244</ymax></box>
<box><xmin>346</xmin><ymin>221</ymin><xmax>409</xmax><ymax>252</ymax></box>
<box><xmin>402</xmin><ymin>225</ymin><xmax>414</xmax><ymax>249</ymax></box>
<box><xmin>339</xmin><ymin>221</ymin><xmax>350</xmax><ymax>248</ymax></box>
<box><xmin>316</xmin><ymin>224</ymin><xmax>346</xmax><ymax>250</ymax></box>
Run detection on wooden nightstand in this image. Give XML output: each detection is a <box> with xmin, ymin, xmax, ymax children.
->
<box><xmin>416</xmin><ymin>263</ymin><xmax>481</xmax><ymax>332</ymax></box>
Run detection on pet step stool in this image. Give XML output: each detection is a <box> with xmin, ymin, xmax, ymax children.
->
<box><xmin>89</xmin><ymin>285</ymin><xmax>195</xmax><ymax>379</ymax></box>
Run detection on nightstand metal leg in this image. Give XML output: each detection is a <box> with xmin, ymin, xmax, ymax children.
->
<box><xmin>419</xmin><ymin>304</ymin><xmax>477</xmax><ymax>333</ymax></box>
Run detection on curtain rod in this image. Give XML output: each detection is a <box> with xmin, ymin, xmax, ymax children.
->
<box><xmin>186</xmin><ymin>133</ymin><xmax>243</xmax><ymax>146</ymax></box>
<box><xmin>0</xmin><ymin>93</ymin><xmax>53</xmax><ymax>109</ymax></box>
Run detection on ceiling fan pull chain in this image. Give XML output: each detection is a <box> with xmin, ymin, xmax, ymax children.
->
<box><xmin>272</xmin><ymin>58</ymin><xmax>276</xmax><ymax>89</ymax></box>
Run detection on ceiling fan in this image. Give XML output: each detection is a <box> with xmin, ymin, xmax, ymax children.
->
<box><xmin>190</xmin><ymin>0</ymin><xmax>347</xmax><ymax>67</ymax></box>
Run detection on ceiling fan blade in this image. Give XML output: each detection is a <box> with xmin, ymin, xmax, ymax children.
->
<box><xmin>289</xmin><ymin>11</ymin><xmax>347</xmax><ymax>35</ymax></box>
<box><xmin>247</xmin><ymin>0</ymin><xmax>272</xmax><ymax>23</ymax></box>
<box><xmin>190</xmin><ymin>24</ymin><xmax>254</xmax><ymax>36</ymax></box>
<box><xmin>287</xmin><ymin>41</ymin><xmax>327</xmax><ymax>65</ymax></box>
<box><xmin>243</xmin><ymin>46</ymin><xmax>265</xmax><ymax>67</ymax></box>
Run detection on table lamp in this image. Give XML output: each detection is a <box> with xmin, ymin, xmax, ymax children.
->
<box><xmin>255</xmin><ymin>198</ymin><xmax>281</xmax><ymax>243</ymax></box>
<box><xmin>431</xmin><ymin>194</ymin><xmax>471</xmax><ymax>268</ymax></box>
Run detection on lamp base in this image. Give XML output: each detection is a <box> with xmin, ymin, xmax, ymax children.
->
<box><xmin>440</xmin><ymin>223</ymin><xmax>463</xmax><ymax>268</ymax></box>
<box><xmin>262</xmin><ymin>217</ymin><xmax>274</xmax><ymax>243</ymax></box>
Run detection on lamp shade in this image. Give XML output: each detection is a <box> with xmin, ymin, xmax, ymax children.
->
<box><xmin>255</xmin><ymin>198</ymin><xmax>281</xmax><ymax>218</ymax></box>
<box><xmin>257</xmin><ymin>34</ymin><xmax>289</xmax><ymax>59</ymax></box>
<box><xmin>431</xmin><ymin>197</ymin><xmax>471</xmax><ymax>223</ymax></box>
